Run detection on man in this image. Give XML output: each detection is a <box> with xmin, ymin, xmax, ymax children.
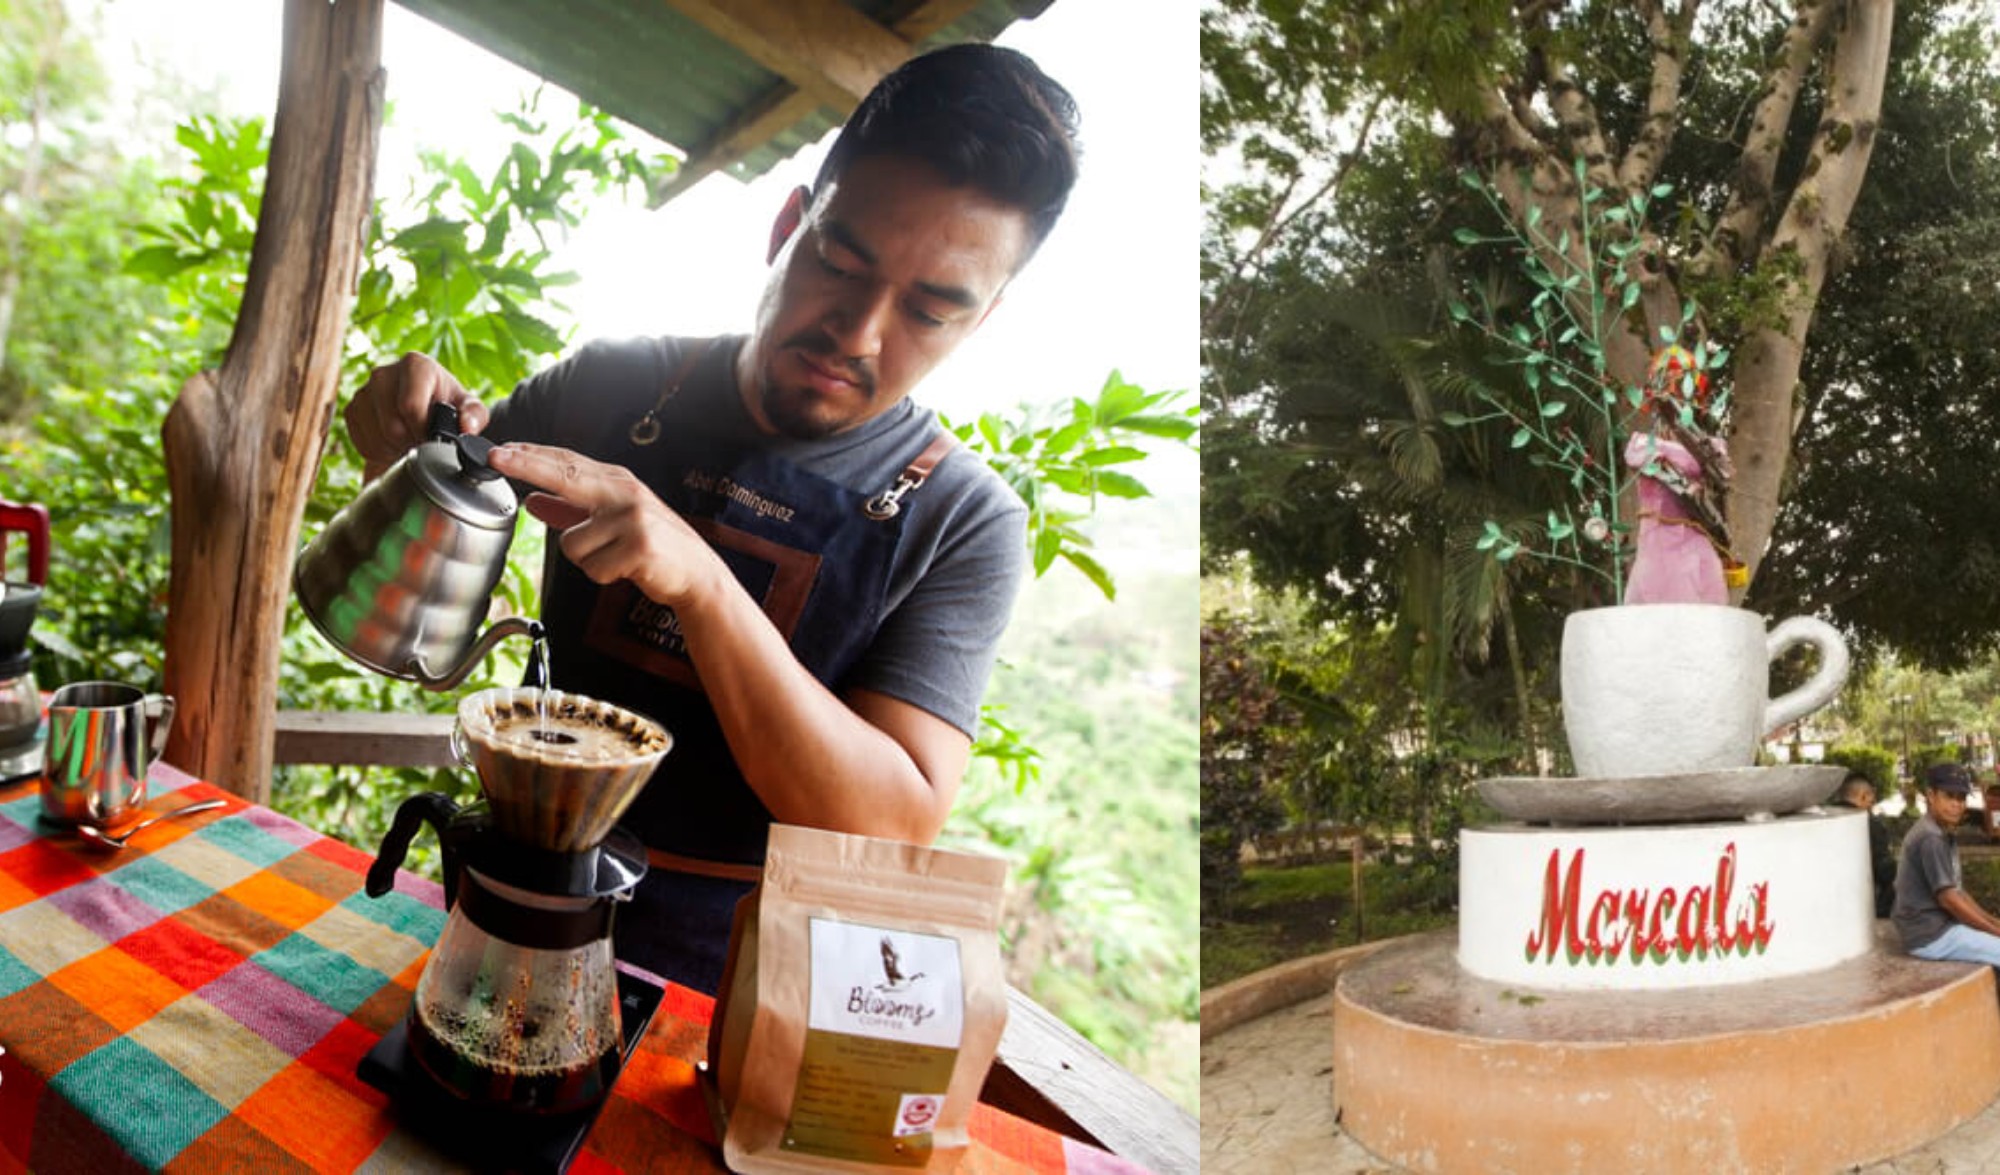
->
<box><xmin>1831</xmin><ymin>771</ymin><xmax>1894</xmax><ymax>918</ymax></box>
<box><xmin>343</xmin><ymin>44</ymin><xmax>1080</xmax><ymax>993</ymax></box>
<box><xmin>1892</xmin><ymin>763</ymin><xmax>2000</xmax><ymax>967</ymax></box>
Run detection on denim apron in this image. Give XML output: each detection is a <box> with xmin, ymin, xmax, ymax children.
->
<box><xmin>537</xmin><ymin>338</ymin><xmax>950</xmax><ymax>993</ymax></box>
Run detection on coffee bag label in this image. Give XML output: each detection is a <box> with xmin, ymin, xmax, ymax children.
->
<box><xmin>806</xmin><ymin>918</ymin><xmax>965</xmax><ymax>1049</ymax></box>
<box><xmin>780</xmin><ymin>918</ymin><xmax>964</xmax><ymax>1166</ymax></box>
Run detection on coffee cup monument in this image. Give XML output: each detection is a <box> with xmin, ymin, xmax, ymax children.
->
<box><xmin>1332</xmin><ymin>397</ymin><xmax>2000</xmax><ymax>1167</ymax></box>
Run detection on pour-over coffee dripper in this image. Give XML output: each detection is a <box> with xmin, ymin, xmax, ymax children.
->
<box><xmin>365</xmin><ymin>687</ymin><xmax>671</xmax><ymax>1119</ymax></box>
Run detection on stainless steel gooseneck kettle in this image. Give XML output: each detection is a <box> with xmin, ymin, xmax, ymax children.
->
<box><xmin>296</xmin><ymin>405</ymin><xmax>540</xmax><ymax>690</ymax></box>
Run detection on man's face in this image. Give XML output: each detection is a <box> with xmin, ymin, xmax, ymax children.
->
<box><xmin>1929</xmin><ymin>788</ymin><xmax>1968</xmax><ymax>828</ymax></box>
<box><xmin>741</xmin><ymin>154</ymin><xmax>1032</xmax><ymax>440</ymax></box>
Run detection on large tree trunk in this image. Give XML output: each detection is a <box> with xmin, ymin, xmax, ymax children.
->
<box><xmin>1463</xmin><ymin>0</ymin><xmax>1894</xmax><ymax>601</ymax></box>
<box><xmin>1725</xmin><ymin>0</ymin><xmax>1896</xmax><ymax>593</ymax></box>
<box><xmin>160</xmin><ymin>0</ymin><xmax>384</xmax><ymax>799</ymax></box>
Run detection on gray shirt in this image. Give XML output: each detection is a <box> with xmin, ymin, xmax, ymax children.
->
<box><xmin>487</xmin><ymin>334</ymin><xmax>1027</xmax><ymax>736</ymax></box>
<box><xmin>1892</xmin><ymin>814</ymin><xmax>1961</xmax><ymax>951</ymax></box>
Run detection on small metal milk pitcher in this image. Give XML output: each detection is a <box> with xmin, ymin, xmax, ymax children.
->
<box><xmin>40</xmin><ymin>682</ymin><xmax>176</xmax><ymax>826</ymax></box>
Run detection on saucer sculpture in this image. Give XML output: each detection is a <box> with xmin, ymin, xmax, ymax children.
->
<box><xmin>1477</xmin><ymin>763</ymin><xmax>1847</xmax><ymax>825</ymax></box>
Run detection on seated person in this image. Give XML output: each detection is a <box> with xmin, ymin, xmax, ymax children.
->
<box><xmin>1892</xmin><ymin>763</ymin><xmax>2000</xmax><ymax>967</ymax></box>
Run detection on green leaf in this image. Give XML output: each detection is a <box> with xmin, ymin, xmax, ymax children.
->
<box><xmin>1092</xmin><ymin>470</ymin><xmax>1150</xmax><ymax>500</ymax></box>
<box><xmin>1031</xmin><ymin>527</ymin><xmax>1062</xmax><ymax>576</ymax></box>
<box><xmin>1540</xmin><ymin>401</ymin><xmax>1566</xmax><ymax>417</ymax></box>
<box><xmin>1650</xmin><ymin>183</ymin><xmax>1674</xmax><ymax>199</ymax></box>
<box><xmin>122</xmin><ymin>245</ymin><xmax>195</xmax><ymax>280</ymax></box>
<box><xmin>1077</xmin><ymin>445</ymin><xmax>1147</xmax><ymax>468</ymax></box>
<box><xmin>1438</xmin><ymin>410</ymin><xmax>1471</xmax><ymax>427</ymax></box>
<box><xmin>1452</xmin><ymin>227</ymin><xmax>1481</xmax><ymax>245</ymax></box>
<box><xmin>1621</xmin><ymin>282</ymin><xmax>1641</xmax><ymax>310</ymax></box>
<box><xmin>1659</xmin><ymin>325</ymin><xmax>1677</xmax><ymax>343</ymax></box>
<box><xmin>1511</xmin><ymin>427</ymin><xmax>1532</xmax><ymax>449</ymax></box>
<box><xmin>1109</xmin><ymin>414</ymin><xmax>1196</xmax><ymax>441</ymax></box>
<box><xmin>1058</xmin><ymin>548</ymin><xmax>1116</xmax><ymax>601</ymax></box>
<box><xmin>1043</xmin><ymin>421</ymin><xmax>1091</xmax><ymax>455</ymax></box>
<box><xmin>1448</xmin><ymin>300</ymin><xmax>1471</xmax><ymax>322</ymax></box>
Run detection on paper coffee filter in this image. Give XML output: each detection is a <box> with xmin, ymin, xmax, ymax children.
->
<box><xmin>456</xmin><ymin>686</ymin><xmax>672</xmax><ymax>852</ymax></box>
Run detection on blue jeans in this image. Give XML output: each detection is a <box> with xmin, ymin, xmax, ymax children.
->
<box><xmin>1912</xmin><ymin>923</ymin><xmax>2000</xmax><ymax>968</ymax></box>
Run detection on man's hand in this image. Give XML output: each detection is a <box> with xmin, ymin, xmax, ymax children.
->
<box><xmin>488</xmin><ymin>442</ymin><xmax>724</xmax><ymax>609</ymax></box>
<box><xmin>1938</xmin><ymin>887</ymin><xmax>2000</xmax><ymax>937</ymax></box>
<box><xmin>492</xmin><ymin>440</ymin><xmax>962</xmax><ymax>842</ymax></box>
<box><xmin>345</xmin><ymin>353</ymin><xmax>490</xmax><ymax>481</ymax></box>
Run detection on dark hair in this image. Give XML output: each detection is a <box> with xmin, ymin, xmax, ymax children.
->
<box><xmin>812</xmin><ymin>43</ymin><xmax>1081</xmax><ymax>259</ymax></box>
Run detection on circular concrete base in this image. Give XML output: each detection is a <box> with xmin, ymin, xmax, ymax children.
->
<box><xmin>1334</xmin><ymin>928</ymin><xmax>2000</xmax><ymax>1174</ymax></box>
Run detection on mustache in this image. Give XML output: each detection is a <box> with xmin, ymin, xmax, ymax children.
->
<box><xmin>781</xmin><ymin>329</ymin><xmax>877</xmax><ymax>396</ymax></box>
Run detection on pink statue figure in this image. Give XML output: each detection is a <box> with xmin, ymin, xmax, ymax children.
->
<box><xmin>1623</xmin><ymin>431</ymin><xmax>1727</xmax><ymax>605</ymax></box>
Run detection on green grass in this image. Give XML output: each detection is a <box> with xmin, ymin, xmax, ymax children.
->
<box><xmin>1202</xmin><ymin>859</ymin><xmax>1457</xmax><ymax>989</ymax></box>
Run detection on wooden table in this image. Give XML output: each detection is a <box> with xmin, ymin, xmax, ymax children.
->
<box><xmin>0</xmin><ymin>764</ymin><xmax>1152</xmax><ymax>1173</ymax></box>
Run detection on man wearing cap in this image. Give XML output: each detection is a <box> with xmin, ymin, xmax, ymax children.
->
<box><xmin>1893</xmin><ymin>763</ymin><xmax>2000</xmax><ymax>966</ymax></box>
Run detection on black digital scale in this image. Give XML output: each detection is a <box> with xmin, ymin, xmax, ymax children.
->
<box><xmin>358</xmin><ymin>969</ymin><xmax>667</xmax><ymax>1175</ymax></box>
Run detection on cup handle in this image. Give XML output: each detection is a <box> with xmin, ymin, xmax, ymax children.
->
<box><xmin>145</xmin><ymin>693</ymin><xmax>176</xmax><ymax>768</ymax></box>
<box><xmin>1764</xmin><ymin>618</ymin><xmax>1850</xmax><ymax>738</ymax></box>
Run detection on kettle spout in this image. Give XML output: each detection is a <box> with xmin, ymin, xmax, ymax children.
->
<box><xmin>406</xmin><ymin>617</ymin><xmax>543</xmax><ymax>691</ymax></box>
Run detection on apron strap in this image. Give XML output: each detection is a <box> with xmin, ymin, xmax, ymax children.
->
<box><xmin>863</xmin><ymin>432</ymin><xmax>958</xmax><ymax>521</ymax></box>
<box><xmin>646</xmin><ymin>846</ymin><xmax>765</xmax><ymax>884</ymax></box>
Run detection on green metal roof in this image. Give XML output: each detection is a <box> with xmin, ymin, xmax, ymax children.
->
<box><xmin>387</xmin><ymin>0</ymin><xmax>1055</xmax><ymax>202</ymax></box>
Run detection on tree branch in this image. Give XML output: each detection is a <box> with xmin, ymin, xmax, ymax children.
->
<box><xmin>1202</xmin><ymin>93</ymin><xmax>1384</xmax><ymax>337</ymax></box>
<box><xmin>1723</xmin><ymin>0</ymin><xmax>1895</xmax><ymax>595</ymax></box>
<box><xmin>1694</xmin><ymin>0</ymin><xmax>1836</xmax><ymax>279</ymax></box>
<box><xmin>1617</xmin><ymin>0</ymin><xmax>1699</xmax><ymax>193</ymax></box>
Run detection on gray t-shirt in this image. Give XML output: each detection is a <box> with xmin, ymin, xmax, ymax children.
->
<box><xmin>1892</xmin><ymin>814</ymin><xmax>1961</xmax><ymax>951</ymax></box>
<box><xmin>486</xmin><ymin>334</ymin><xmax>1027</xmax><ymax>735</ymax></box>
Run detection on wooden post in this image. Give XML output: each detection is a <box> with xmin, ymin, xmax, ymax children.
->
<box><xmin>1350</xmin><ymin>829</ymin><xmax>1366</xmax><ymax>942</ymax></box>
<box><xmin>159</xmin><ymin>0</ymin><xmax>384</xmax><ymax>800</ymax></box>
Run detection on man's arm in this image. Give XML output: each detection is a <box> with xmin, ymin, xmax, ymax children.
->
<box><xmin>489</xmin><ymin>442</ymin><xmax>966</xmax><ymax>843</ymax></box>
<box><xmin>1938</xmin><ymin>887</ymin><xmax>2000</xmax><ymax>937</ymax></box>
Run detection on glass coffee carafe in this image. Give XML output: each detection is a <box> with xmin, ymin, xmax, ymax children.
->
<box><xmin>365</xmin><ymin>687</ymin><xmax>672</xmax><ymax>1116</ymax></box>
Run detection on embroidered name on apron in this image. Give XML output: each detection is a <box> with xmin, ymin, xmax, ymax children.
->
<box><xmin>585</xmin><ymin>509</ymin><xmax>823</xmax><ymax>689</ymax></box>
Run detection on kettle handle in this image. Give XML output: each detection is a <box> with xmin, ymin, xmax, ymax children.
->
<box><xmin>428</xmin><ymin>401</ymin><xmax>462</xmax><ymax>441</ymax></box>
<box><xmin>0</xmin><ymin>502</ymin><xmax>50</xmax><ymax>586</ymax></box>
<box><xmin>365</xmin><ymin>792</ymin><xmax>463</xmax><ymax>900</ymax></box>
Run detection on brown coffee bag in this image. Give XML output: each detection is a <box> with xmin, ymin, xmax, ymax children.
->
<box><xmin>709</xmin><ymin>823</ymin><xmax>1009</xmax><ymax>1173</ymax></box>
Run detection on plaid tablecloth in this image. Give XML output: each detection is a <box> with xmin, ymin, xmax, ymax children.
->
<box><xmin>0</xmin><ymin>764</ymin><xmax>1145</xmax><ymax>1174</ymax></box>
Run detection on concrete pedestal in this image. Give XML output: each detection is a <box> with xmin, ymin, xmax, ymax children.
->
<box><xmin>1333</xmin><ymin>928</ymin><xmax>2000</xmax><ymax>1173</ymax></box>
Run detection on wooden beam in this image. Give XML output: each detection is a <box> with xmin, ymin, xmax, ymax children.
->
<box><xmin>886</xmin><ymin>0</ymin><xmax>987</xmax><ymax>44</ymax></box>
<box><xmin>984</xmin><ymin>986</ymin><xmax>1200</xmax><ymax>1174</ymax></box>
<box><xmin>659</xmin><ymin>0</ymin><xmax>911</xmax><ymax>110</ymax></box>
<box><xmin>649</xmin><ymin>85</ymin><xmax>821</xmax><ymax>205</ymax></box>
<box><xmin>650</xmin><ymin>0</ymin><xmax>977</xmax><ymax>206</ymax></box>
<box><xmin>159</xmin><ymin>0</ymin><xmax>384</xmax><ymax>801</ymax></box>
<box><xmin>273</xmin><ymin>710</ymin><xmax>455</xmax><ymax>768</ymax></box>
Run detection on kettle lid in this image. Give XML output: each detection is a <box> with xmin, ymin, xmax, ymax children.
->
<box><xmin>407</xmin><ymin>411</ymin><xmax>517</xmax><ymax>531</ymax></box>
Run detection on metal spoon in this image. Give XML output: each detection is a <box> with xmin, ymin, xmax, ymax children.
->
<box><xmin>75</xmin><ymin>799</ymin><xmax>228</xmax><ymax>850</ymax></box>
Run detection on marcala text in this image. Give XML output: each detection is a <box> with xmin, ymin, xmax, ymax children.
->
<box><xmin>1525</xmin><ymin>843</ymin><xmax>1774</xmax><ymax>966</ymax></box>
